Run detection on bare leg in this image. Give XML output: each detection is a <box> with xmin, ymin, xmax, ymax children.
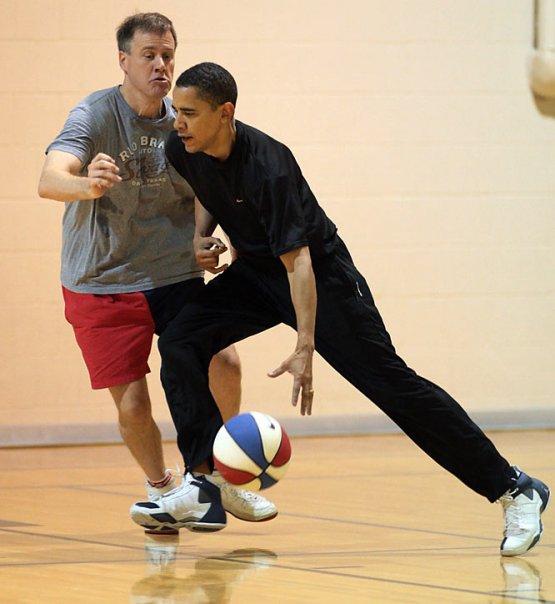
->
<box><xmin>111</xmin><ymin>347</ymin><xmax>240</xmax><ymax>478</ymax></box>
<box><xmin>110</xmin><ymin>377</ymin><xmax>166</xmax><ymax>483</ymax></box>
<box><xmin>192</xmin><ymin>344</ymin><xmax>242</xmax><ymax>473</ymax></box>
<box><xmin>209</xmin><ymin>344</ymin><xmax>242</xmax><ymax>422</ymax></box>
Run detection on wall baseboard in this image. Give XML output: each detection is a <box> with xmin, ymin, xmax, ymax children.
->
<box><xmin>1</xmin><ymin>408</ymin><xmax>553</xmax><ymax>448</ymax></box>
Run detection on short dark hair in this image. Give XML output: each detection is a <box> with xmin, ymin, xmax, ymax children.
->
<box><xmin>116</xmin><ymin>13</ymin><xmax>177</xmax><ymax>53</ymax></box>
<box><xmin>175</xmin><ymin>62</ymin><xmax>238</xmax><ymax>107</ymax></box>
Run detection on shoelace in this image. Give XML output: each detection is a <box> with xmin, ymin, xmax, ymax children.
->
<box><xmin>221</xmin><ymin>483</ymin><xmax>265</xmax><ymax>505</ymax></box>
<box><xmin>500</xmin><ymin>495</ymin><xmax>527</xmax><ymax>535</ymax></box>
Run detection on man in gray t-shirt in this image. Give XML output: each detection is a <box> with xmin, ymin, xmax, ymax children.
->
<box><xmin>49</xmin><ymin>85</ymin><xmax>202</xmax><ymax>293</ymax></box>
<box><xmin>38</xmin><ymin>12</ymin><xmax>277</xmax><ymax>532</ymax></box>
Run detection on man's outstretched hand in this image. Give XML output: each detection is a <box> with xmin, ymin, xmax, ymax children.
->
<box><xmin>86</xmin><ymin>153</ymin><xmax>122</xmax><ymax>199</ymax></box>
<box><xmin>268</xmin><ymin>346</ymin><xmax>314</xmax><ymax>416</ymax></box>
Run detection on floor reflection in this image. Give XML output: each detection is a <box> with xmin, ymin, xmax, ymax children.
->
<box><xmin>130</xmin><ymin>535</ymin><xmax>277</xmax><ymax>604</ymax></box>
<box><xmin>499</xmin><ymin>557</ymin><xmax>546</xmax><ymax>603</ymax></box>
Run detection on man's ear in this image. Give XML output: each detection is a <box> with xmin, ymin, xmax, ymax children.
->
<box><xmin>119</xmin><ymin>50</ymin><xmax>128</xmax><ymax>75</ymax></box>
<box><xmin>221</xmin><ymin>102</ymin><xmax>235</xmax><ymax>123</ymax></box>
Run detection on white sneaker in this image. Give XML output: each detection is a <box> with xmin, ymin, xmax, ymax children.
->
<box><xmin>498</xmin><ymin>468</ymin><xmax>550</xmax><ymax>556</ymax></box>
<box><xmin>130</xmin><ymin>472</ymin><xmax>227</xmax><ymax>533</ymax></box>
<box><xmin>202</xmin><ymin>471</ymin><xmax>278</xmax><ymax>522</ymax></box>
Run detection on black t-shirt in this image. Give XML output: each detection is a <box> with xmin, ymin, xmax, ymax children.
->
<box><xmin>165</xmin><ymin>121</ymin><xmax>337</xmax><ymax>259</ymax></box>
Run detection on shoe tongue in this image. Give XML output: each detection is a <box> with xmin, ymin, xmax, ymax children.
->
<box><xmin>506</xmin><ymin>469</ymin><xmax>523</xmax><ymax>496</ymax></box>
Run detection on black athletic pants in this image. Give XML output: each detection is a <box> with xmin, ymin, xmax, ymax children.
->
<box><xmin>159</xmin><ymin>238</ymin><xmax>515</xmax><ymax>502</ymax></box>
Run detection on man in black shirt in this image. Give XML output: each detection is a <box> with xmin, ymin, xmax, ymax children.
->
<box><xmin>136</xmin><ymin>62</ymin><xmax>549</xmax><ymax>556</ymax></box>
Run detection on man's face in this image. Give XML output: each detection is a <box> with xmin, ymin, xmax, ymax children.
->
<box><xmin>172</xmin><ymin>86</ymin><xmax>228</xmax><ymax>154</ymax></box>
<box><xmin>119</xmin><ymin>29</ymin><xmax>175</xmax><ymax>99</ymax></box>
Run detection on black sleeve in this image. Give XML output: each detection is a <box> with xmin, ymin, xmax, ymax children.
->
<box><xmin>257</xmin><ymin>173</ymin><xmax>309</xmax><ymax>257</ymax></box>
<box><xmin>165</xmin><ymin>131</ymin><xmax>185</xmax><ymax>175</ymax></box>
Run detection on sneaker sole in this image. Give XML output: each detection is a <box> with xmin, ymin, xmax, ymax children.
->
<box><xmin>144</xmin><ymin>527</ymin><xmax>179</xmax><ymax>536</ymax></box>
<box><xmin>137</xmin><ymin>517</ymin><xmax>226</xmax><ymax>533</ymax></box>
<box><xmin>185</xmin><ymin>522</ymin><xmax>226</xmax><ymax>533</ymax></box>
<box><xmin>226</xmin><ymin>510</ymin><xmax>278</xmax><ymax>523</ymax></box>
<box><xmin>132</xmin><ymin>510</ymin><xmax>226</xmax><ymax>533</ymax></box>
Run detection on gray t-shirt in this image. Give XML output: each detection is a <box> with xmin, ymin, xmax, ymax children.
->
<box><xmin>47</xmin><ymin>86</ymin><xmax>202</xmax><ymax>293</ymax></box>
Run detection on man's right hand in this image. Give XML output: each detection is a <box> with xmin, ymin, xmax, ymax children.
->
<box><xmin>85</xmin><ymin>153</ymin><xmax>122</xmax><ymax>198</ymax></box>
<box><xmin>194</xmin><ymin>236</ymin><xmax>229</xmax><ymax>274</ymax></box>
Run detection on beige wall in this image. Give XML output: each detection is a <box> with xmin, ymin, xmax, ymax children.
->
<box><xmin>0</xmin><ymin>1</ymin><xmax>553</xmax><ymax>443</ymax></box>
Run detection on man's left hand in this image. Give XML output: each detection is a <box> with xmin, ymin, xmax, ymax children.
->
<box><xmin>268</xmin><ymin>346</ymin><xmax>314</xmax><ymax>416</ymax></box>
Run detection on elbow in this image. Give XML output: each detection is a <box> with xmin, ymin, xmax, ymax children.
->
<box><xmin>37</xmin><ymin>173</ymin><xmax>51</xmax><ymax>199</ymax></box>
<box><xmin>37</xmin><ymin>181</ymin><xmax>48</xmax><ymax>199</ymax></box>
<box><xmin>37</xmin><ymin>171</ymin><xmax>60</xmax><ymax>200</ymax></box>
<box><xmin>280</xmin><ymin>245</ymin><xmax>311</xmax><ymax>272</ymax></box>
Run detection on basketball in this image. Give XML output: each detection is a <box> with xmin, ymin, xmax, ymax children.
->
<box><xmin>213</xmin><ymin>412</ymin><xmax>292</xmax><ymax>491</ymax></box>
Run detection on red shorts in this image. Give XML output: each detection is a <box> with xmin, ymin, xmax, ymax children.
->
<box><xmin>62</xmin><ymin>279</ymin><xmax>204</xmax><ymax>389</ymax></box>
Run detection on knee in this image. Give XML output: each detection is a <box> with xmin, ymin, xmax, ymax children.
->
<box><xmin>118</xmin><ymin>396</ymin><xmax>152</xmax><ymax>429</ymax></box>
<box><xmin>158</xmin><ymin>333</ymin><xmax>212</xmax><ymax>388</ymax></box>
<box><xmin>157</xmin><ymin>332</ymin><xmax>179</xmax><ymax>362</ymax></box>
<box><xmin>211</xmin><ymin>345</ymin><xmax>242</xmax><ymax>380</ymax></box>
<box><xmin>158</xmin><ymin>331</ymin><xmax>195</xmax><ymax>366</ymax></box>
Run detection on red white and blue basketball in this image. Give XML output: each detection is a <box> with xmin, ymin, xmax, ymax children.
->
<box><xmin>213</xmin><ymin>412</ymin><xmax>291</xmax><ymax>491</ymax></box>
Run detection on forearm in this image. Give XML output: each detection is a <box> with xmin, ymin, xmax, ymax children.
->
<box><xmin>271</xmin><ymin>246</ymin><xmax>316</xmax><ymax>416</ymax></box>
<box><xmin>281</xmin><ymin>247</ymin><xmax>317</xmax><ymax>349</ymax></box>
<box><xmin>38</xmin><ymin>168</ymin><xmax>94</xmax><ymax>202</ymax></box>
<box><xmin>39</xmin><ymin>151</ymin><xmax>121</xmax><ymax>202</ymax></box>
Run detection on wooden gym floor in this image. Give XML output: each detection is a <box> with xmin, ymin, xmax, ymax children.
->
<box><xmin>0</xmin><ymin>430</ymin><xmax>553</xmax><ymax>603</ymax></box>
